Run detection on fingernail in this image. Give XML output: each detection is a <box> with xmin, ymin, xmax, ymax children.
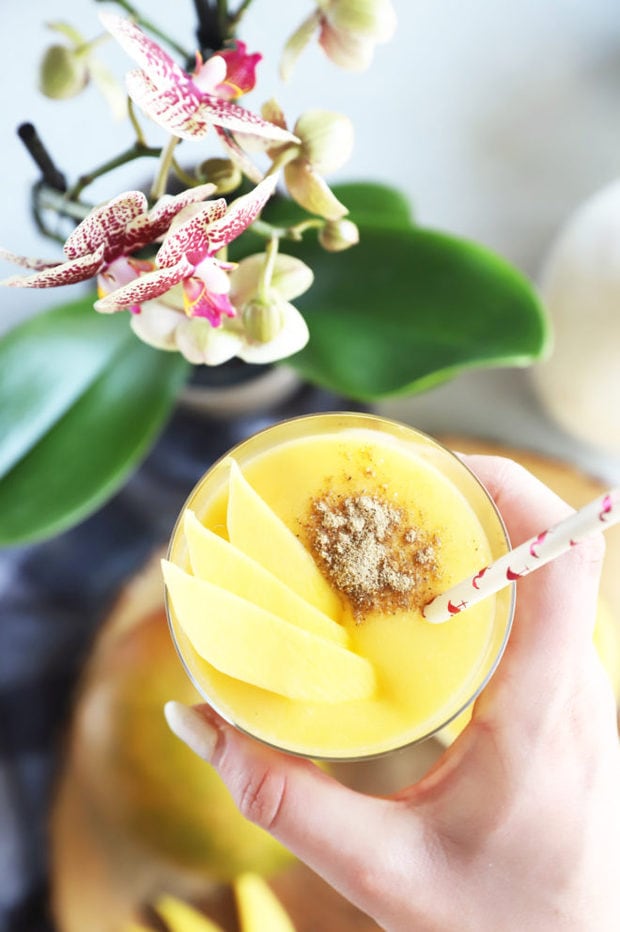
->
<box><xmin>164</xmin><ymin>701</ymin><xmax>218</xmax><ymax>762</ymax></box>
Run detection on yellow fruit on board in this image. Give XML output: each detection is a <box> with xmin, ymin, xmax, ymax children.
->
<box><xmin>226</xmin><ymin>459</ymin><xmax>341</xmax><ymax>619</ymax></box>
<box><xmin>163</xmin><ymin>561</ymin><xmax>375</xmax><ymax>703</ymax></box>
<box><xmin>234</xmin><ymin>873</ymin><xmax>296</xmax><ymax>932</ymax></box>
<box><xmin>437</xmin><ymin>597</ymin><xmax>620</xmax><ymax>746</ymax></box>
<box><xmin>183</xmin><ymin>509</ymin><xmax>348</xmax><ymax>647</ymax></box>
<box><xmin>593</xmin><ymin>599</ymin><xmax>620</xmax><ymax>702</ymax></box>
<box><xmin>154</xmin><ymin>894</ymin><xmax>224</xmax><ymax>932</ymax></box>
<box><xmin>71</xmin><ymin>608</ymin><xmax>292</xmax><ymax>878</ymax></box>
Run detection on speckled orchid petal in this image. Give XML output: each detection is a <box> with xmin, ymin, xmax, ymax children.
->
<box><xmin>215</xmin><ymin>127</ymin><xmax>264</xmax><ymax>184</ymax></box>
<box><xmin>182</xmin><ymin>276</ymin><xmax>236</xmax><ymax>325</ymax></box>
<box><xmin>125</xmin><ymin>69</ymin><xmax>210</xmax><ymax>139</ymax></box>
<box><xmin>197</xmin><ymin>94</ymin><xmax>299</xmax><ymax>142</ymax></box>
<box><xmin>230</xmin><ymin>253</ymin><xmax>314</xmax><ymax>306</ymax></box>
<box><xmin>202</xmin><ymin>173</ymin><xmax>279</xmax><ymax>254</ymax></box>
<box><xmin>156</xmin><ymin>200</ymin><xmax>228</xmax><ymax>269</ymax></box>
<box><xmin>94</xmin><ymin>256</ymin><xmax>193</xmax><ymax>313</ymax></box>
<box><xmin>104</xmin><ymin>12</ymin><xmax>298</xmax><ymax>144</ymax></box>
<box><xmin>0</xmin><ymin>248</ymin><xmax>60</xmax><ymax>271</ymax></box>
<box><xmin>123</xmin><ymin>183</ymin><xmax>217</xmax><ymax>252</ymax></box>
<box><xmin>100</xmin><ymin>12</ymin><xmax>193</xmax><ymax>93</ymax></box>
<box><xmin>239</xmin><ymin>298</ymin><xmax>309</xmax><ymax>363</ymax></box>
<box><xmin>63</xmin><ymin>191</ymin><xmax>147</xmax><ymax>262</ymax></box>
<box><xmin>125</xmin><ymin>56</ymin><xmax>296</xmax><ymax>144</ymax></box>
<box><xmin>97</xmin><ymin>256</ymin><xmax>155</xmax><ymax>297</ymax></box>
<box><xmin>0</xmin><ymin>244</ymin><xmax>106</xmax><ymax>288</ymax></box>
<box><xmin>284</xmin><ymin>161</ymin><xmax>348</xmax><ymax>220</ymax></box>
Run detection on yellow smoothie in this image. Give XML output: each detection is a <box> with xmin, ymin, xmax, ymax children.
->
<box><xmin>164</xmin><ymin>413</ymin><xmax>514</xmax><ymax>759</ymax></box>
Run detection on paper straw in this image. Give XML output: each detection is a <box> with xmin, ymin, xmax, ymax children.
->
<box><xmin>423</xmin><ymin>488</ymin><xmax>620</xmax><ymax>624</ymax></box>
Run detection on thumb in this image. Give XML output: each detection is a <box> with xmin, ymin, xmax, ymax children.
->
<box><xmin>163</xmin><ymin>701</ymin><xmax>426</xmax><ymax>919</ymax></box>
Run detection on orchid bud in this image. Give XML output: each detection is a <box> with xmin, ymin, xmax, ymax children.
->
<box><xmin>39</xmin><ymin>44</ymin><xmax>88</xmax><ymax>99</ymax></box>
<box><xmin>294</xmin><ymin>110</ymin><xmax>354</xmax><ymax>174</ymax></box>
<box><xmin>319</xmin><ymin>218</ymin><xmax>360</xmax><ymax>252</ymax></box>
<box><xmin>196</xmin><ymin>158</ymin><xmax>243</xmax><ymax>195</ymax></box>
<box><xmin>243</xmin><ymin>298</ymin><xmax>283</xmax><ymax>343</ymax></box>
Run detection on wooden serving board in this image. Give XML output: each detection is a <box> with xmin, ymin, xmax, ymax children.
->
<box><xmin>49</xmin><ymin>438</ymin><xmax>619</xmax><ymax>932</ymax></box>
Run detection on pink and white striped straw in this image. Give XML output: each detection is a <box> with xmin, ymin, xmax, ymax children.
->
<box><xmin>423</xmin><ymin>488</ymin><xmax>620</xmax><ymax>624</ymax></box>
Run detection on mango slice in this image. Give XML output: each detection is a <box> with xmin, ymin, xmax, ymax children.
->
<box><xmin>234</xmin><ymin>873</ymin><xmax>295</xmax><ymax>932</ymax></box>
<box><xmin>184</xmin><ymin>510</ymin><xmax>348</xmax><ymax>647</ymax></box>
<box><xmin>226</xmin><ymin>460</ymin><xmax>341</xmax><ymax>619</ymax></box>
<box><xmin>162</xmin><ymin>561</ymin><xmax>375</xmax><ymax>703</ymax></box>
<box><xmin>154</xmin><ymin>895</ymin><xmax>223</xmax><ymax>932</ymax></box>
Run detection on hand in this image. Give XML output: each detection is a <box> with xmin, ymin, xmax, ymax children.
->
<box><xmin>165</xmin><ymin>456</ymin><xmax>620</xmax><ymax>932</ymax></box>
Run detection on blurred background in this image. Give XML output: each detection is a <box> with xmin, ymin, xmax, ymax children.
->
<box><xmin>1</xmin><ymin>1</ymin><xmax>620</xmax><ymax>930</ymax></box>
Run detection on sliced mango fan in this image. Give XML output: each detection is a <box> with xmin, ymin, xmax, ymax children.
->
<box><xmin>124</xmin><ymin>872</ymin><xmax>295</xmax><ymax>931</ymax></box>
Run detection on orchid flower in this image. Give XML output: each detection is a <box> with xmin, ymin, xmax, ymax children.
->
<box><xmin>0</xmin><ymin>184</ymin><xmax>216</xmax><ymax>299</ymax></box>
<box><xmin>94</xmin><ymin>174</ymin><xmax>279</xmax><ymax>328</ymax></box>
<box><xmin>129</xmin><ymin>250</ymin><xmax>312</xmax><ymax>366</ymax></box>
<box><xmin>100</xmin><ymin>12</ymin><xmax>297</xmax><ymax>150</ymax></box>
<box><xmin>281</xmin><ymin>0</ymin><xmax>397</xmax><ymax>78</ymax></box>
<box><xmin>262</xmin><ymin>101</ymin><xmax>354</xmax><ymax>222</ymax></box>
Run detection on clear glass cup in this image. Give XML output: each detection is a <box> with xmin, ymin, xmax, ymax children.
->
<box><xmin>165</xmin><ymin>412</ymin><xmax>515</xmax><ymax>761</ymax></box>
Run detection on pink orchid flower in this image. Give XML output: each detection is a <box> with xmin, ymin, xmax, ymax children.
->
<box><xmin>100</xmin><ymin>12</ymin><xmax>297</xmax><ymax>147</ymax></box>
<box><xmin>208</xmin><ymin>41</ymin><xmax>262</xmax><ymax>100</ymax></box>
<box><xmin>94</xmin><ymin>174</ymin><xmax>279</xmax><ymax>327</ymax></box>
<box><xmin>0</xmin><ymin>184</ymin><xmax>216</xmax><ymax>303</ymax></box>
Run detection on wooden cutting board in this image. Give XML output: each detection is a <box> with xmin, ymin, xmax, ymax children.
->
<box><xmin>49</xmin><ymin>438</ymin><xmax>620</xmax><ymax>932</ymax></box>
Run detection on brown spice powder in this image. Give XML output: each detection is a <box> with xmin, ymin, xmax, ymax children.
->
<box><xmin>305</xmin><ymin>490</ymin><xmax>441</xmax><ymax>620</ymax></box>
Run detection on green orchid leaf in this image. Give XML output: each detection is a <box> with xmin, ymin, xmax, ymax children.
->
<box><xmin>231</xmin><ymin>180</ymin><xmax>413</xmax><ymax>260</ymax></box>
<box><xmin>0</xmin><ymin>295</ymin><xmax>188</xmax><ymax>546</ymax></box>
<box><xmin>330</xmin><ymin>181</ymin><xmax>413</xmax><ymax>228</ymax></box>
<box><xmin>283</xmin><ymin>225</ymin><xmax>549</xmax><ymax>400</ymax></box>
<box><xmin>266</xmin><ymin>180</ymin><xmax>413</xmax><ymax>228</ymax></box>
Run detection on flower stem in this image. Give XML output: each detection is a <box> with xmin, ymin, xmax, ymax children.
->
<box><xmin>258</xmin><ymin>236</ymin><xmax>279</xmax><ymax>302</ymax></box>
<box><xmin>127</xmin><ymin>98</ymin><xmax>147</xmax><ymax>146</ymax></box>
<box><xmin>67</xmin><ymin>141</ymin><xmax>162</xmax><ymax>202</ymax></box>
<box><xmin>251</xmin><ymin>216</ymin><xmax>324</xmax><ymax>242</ymax></box>
<box><xmin>193</xmin><ymin>0</ymin><xmax>226</xmax><ymax>53</ymax></box>
<box><xmin>172</xmin><ymin>159</ymin><xmax>201</xmax><ymax>187</ymax></box>
<box><xmin>94</xmin><ymin>0</ymin><xmax>191</xmax><ymax>60</ymax></box>
<box><xmin>151</xmin><ymin>136</ymin><xmax>180</xmax><ymax>199</ymax></box>
<box><xmin>17</xmin><ymin>123</ymin><xmax>67</xmax><ymax>193</ymax></box>
<box><xmin>229</xmin><ymin>0</ymin><xmax>255</xmax><ymax>31</ymax></box>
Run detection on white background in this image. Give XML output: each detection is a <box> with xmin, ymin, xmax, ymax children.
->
<box><xmin>1</xmin><ymin>0</ymin><xmax>620</xmax><ymax>479</ymax></box>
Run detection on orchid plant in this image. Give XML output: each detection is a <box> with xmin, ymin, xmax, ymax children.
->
<box><xmin>0</xmin><ymin>0</ymin><xmax>548</xmax><ymax>546</ymax></box>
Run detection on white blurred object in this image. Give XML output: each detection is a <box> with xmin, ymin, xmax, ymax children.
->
<box><xmin>532</xmin><ymin>179</ymin><xmax>620</xmax><ymax>456</ymax></box>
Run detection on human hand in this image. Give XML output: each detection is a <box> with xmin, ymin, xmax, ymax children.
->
<box><xmin>165</xmin><ymin>456</ymin><xmax>620</xmax><ymax>931</ymax></box>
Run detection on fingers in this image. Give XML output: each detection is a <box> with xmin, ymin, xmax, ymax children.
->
<box><xmin>164</xmin><ymin>701</ymin><xmax>426</xmax><ymax>922</ymax></box>
<box><xmin>461</xmin><ymin>454</ymin><xmax>605</xmax><ymax>704</ymax></box>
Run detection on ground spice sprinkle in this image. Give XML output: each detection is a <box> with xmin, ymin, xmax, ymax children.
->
<box><xmin>305</xmin><ymin>489</ymin><xmax>441</xmax><ymax>620</ymax></box>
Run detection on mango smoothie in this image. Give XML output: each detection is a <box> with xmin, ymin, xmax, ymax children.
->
<box><xmin>164</xmin><ymin>413</ymin><xmax>514</xmax><ymax>760</ymax></box>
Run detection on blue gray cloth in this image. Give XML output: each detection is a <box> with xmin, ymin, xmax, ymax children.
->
<box><xmin>0</xmin><ymin>383</ymin><xmax>354</xmax><ymax>932</ymax></box>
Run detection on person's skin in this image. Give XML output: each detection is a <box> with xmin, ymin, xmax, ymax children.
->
<box><xmin>164</xmin><ymin>455</ymin><xmax>620</xmax><ymax>931</ymax></box>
